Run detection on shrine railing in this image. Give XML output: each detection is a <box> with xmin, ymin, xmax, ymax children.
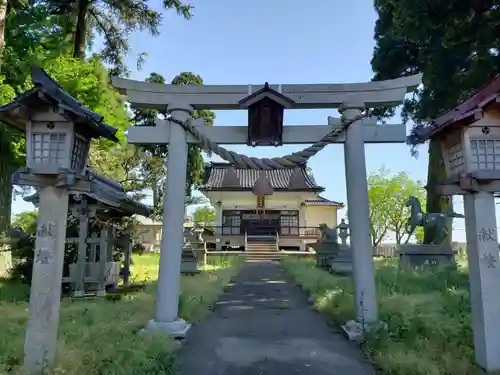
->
<box><xmin>204</xmin><ymin>226</ymin><xmax>321</xmax><ymax>238</ymax></box>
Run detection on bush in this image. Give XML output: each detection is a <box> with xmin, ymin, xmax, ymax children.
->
<box><xmin>282</xmin><ymin>257</ymin><xmax>485</xmax><ymax>375</ymax></box>
<box><xmin>7</xmin><ymin>211</ymin><xmax>143</xmax><ymax>285</ymax></box>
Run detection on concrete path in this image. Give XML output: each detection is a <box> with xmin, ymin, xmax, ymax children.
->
<box><xmin>176</xmin><ymin>261</ymin><xmax>375</xmax><ymax>375</ymax></box>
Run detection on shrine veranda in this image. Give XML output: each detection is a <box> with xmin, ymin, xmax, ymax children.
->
<box><xmin>112</xmin><ymin>74</ymin><xmax>422</xmax><ymax>338</ymax></box>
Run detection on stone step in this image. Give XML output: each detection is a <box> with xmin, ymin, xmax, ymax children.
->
<box><xmin>246</xmin><ymin>247</ymin><xmax>277</xmax><ymax>252</ymax></box>
<box><xmin>243</xmin><ymin>251</ymin><xmax>285</xmax><ymax>260</ymax></box>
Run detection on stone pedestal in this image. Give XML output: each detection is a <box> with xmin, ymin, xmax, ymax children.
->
<box><xmin>464</xmin><ymin>191</ymin><xmax>500</xmax><ymax>372</ymax></box>
<box><xmin>181</xmin><ymin>246</ymin><xmax>200</xmax><ymax>274</ymax></box>
<box><xmin>23</xmin><ymin>186</ymin><xmax>69</xmax><ymax>374</ymax></box>
<box><xmin>330</xmin><ymin>245</ymin><xmax>353</xmax><ymax>274</ymax></box>
<box><xmin>313</xmin><ymin>237</ymin><xmax>339</xmax><ymax>270</ymax></box>
<box><xmin>398</xmin><ymin>244</ymin><xmax>456</xmax><ymax>267</ymax></box>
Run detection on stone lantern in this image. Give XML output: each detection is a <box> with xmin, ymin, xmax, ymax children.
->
<box><xmin>410</xmin><ymin>76</ymin><xmax>500</xmax><ymax>372</ymax></box>
<box><xmin>3</xmin><ymin>67</ymin><xmax>118</xmax><ymax>176</ymax></box>
<box><xmin>0</xmin><ymin>66</ymin><xmax>119</xmax><ymax>374</ymax></box>
<box><xmin>412</xmin><ymin>86</ymin><xmax>500</xmax><ymax>189</ymax></box>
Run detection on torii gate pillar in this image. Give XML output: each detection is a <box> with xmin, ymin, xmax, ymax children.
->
<box><xmin>145</xmin><ymin>102</ymin><xmax>193</xmax><ymax>337</ymax></box>
<box><xmin>340</xmin><ymin>103</ymin><xmax>379</xmax><ymax>333</ymax></box>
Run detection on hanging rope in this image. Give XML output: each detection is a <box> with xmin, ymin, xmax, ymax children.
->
<box><xmin>169</xmin><ymin>110</ymin><xmax>368</xmax><ymax>169</ymax></box>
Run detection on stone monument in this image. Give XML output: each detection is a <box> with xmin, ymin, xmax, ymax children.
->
<box><xmin>312</xmin><ymin>223</ymin><xmax>340</xmax><ymax>269</ymax></box>
<box><xmin>398</xmin><ymin>195</ymin><xmax>463</xmax><ymax>267</ymax></box>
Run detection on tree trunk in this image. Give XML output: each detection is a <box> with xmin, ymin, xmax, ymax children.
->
<box><xmin>0</xmin><ymin>0</ymin><xmax>7</xmax><ymax>61</ymax></box>
<box><xmin>0</xmin><ymin>128</ymin><xmax>13</xmax><ymax>234</ymax></box>
<box><xmin>424</xmin><ymin>138</ymin><xmax>453</xmax><ymax>245</ymax></box>
<box><xmin>73</xmin><ymin>0</ymin><xmax>89</xmax><ymax>59</ymax></box>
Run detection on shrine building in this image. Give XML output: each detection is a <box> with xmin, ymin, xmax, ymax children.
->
<box><xmin>200</xmin><ymin>162</ymin><xmax>344</xmax><ymax>251</ymax></box>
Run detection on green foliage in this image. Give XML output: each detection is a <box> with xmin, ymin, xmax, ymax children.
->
<box><xmin>11</xmin><ymin>210</ymin><xmax>37</xmax><ymax>231</ymax></box>
<box><xmin>192</xmin><ymin>205</ymin><xmax>216</xmax><ymax>225</ymax></box>
<box><xmin>371</xmin><ymin>0</ymin><xmax>500</xmax><ymax>244</ymax></box>
<box><xmin>367</xmin><ymin>167</ymin><xmax>426</xmax><ymax>245</ymax></box>
<box><xmin>47</xmin><ymin>0</ymin><xmax>193</xmax><ymax>73</ymax></box>
<box><xmin>132</xmin><ymin>71</ymin><xmax>216</xmax><ymax>218</ymax></box>
<box><xmin>282</xmin><ymin>257</ymin><xmax>480</xmax><ymax>375</ymax></box>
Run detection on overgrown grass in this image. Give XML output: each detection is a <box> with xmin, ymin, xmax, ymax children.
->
<box><xmin>282</xmin><ymin>256</ymin><xmax>494</xmax><ymax>375</ymax></box>
<box><xmin>0</xmin><ymin>253</ymin><xmax>244</xmax><ymax>375</ymax></box>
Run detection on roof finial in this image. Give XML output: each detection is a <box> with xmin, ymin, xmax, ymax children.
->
<box><xmin>252</xmin><ymin>171</ymin><xmax>273</xmax><ymax>196</ymax></box>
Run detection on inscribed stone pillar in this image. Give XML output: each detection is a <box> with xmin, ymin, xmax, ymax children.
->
<box><xmin>23</xmin><ymin>186</ymin><xmax>69</xmax><ymax>373</ymax></box>
<box><xmin>339</xmin><ymin>103</ymin><xmax>378</xmax><ymax>324</ymax></box>
<box><xmin>464</xmin><ymin>191</ymin><xmax>500</xmax><ymax>371</ymax></box>
<box><xmin>146</xmin><ymin>102</ymin><xmax>192</xmax><ymax>337</ymax></box>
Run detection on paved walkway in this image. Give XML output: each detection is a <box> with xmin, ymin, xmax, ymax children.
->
<box><xmin>176</xmin><ymin>261</ymin><xmax>375</xmax><ymax>375</ymax></box>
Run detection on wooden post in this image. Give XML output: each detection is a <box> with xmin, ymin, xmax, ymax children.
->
<box><xmin>96</xmin><ymin>225</ymin><xmax>108</xmax><ymax>296</ymax></box>
<box><xmin>23</xmin><ymin>186</ymin><xmax>69</xmax><ymax>373</ymax></box>
<box><xmin>89</xmin><ymin>232</ymin><xmax>99</xmax><ymax>262</ymax></box>
<box><xmin>123</xmin><ymin>235</ymin><xmax>132</xmax><ymax>286</ymax></box>
<box><xmin>74</xmin><ymin>198</ymin><xmax>89</xmax><ymax>297</ymax></box>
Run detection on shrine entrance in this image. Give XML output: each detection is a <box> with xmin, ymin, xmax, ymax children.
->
<box><xmin>112</xmin><ymin>73</ymin><xmax>421</xmax><ymax>338</ymax></box>
<box><xmin>241</xmin><ymin>211</ymin><xmax>280</xmax><ymax>236</ymax></box>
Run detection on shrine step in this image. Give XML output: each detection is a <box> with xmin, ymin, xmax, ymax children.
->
<box><xmin>246</xmin><ymin>242</ymin><xmax>277</xmax><ymax>252</ymax></box>
<box><xmin>244</xmin><ymin>251</ymin><xmax>285</xmax><ymax>261</ymax></box>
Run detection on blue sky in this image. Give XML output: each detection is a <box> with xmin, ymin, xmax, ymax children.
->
<box><xmin>12</xmin><ymin>0</ymin><xmax>480</xmax><ymax>241</ymax></box>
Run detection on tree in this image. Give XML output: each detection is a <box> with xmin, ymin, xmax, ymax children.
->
<box><xmin>371</xmin><ymin>0</ymin><xmax>500</xmax><ymax>244</ymax></box>
<box><xmin>385</xmin><ymin>171</ymin><xmax>426</xmax><ymax>244</ymax></box>
<box><xmin>0</xmin><ymin>1</ymin><xmax>68</xmax><ymax>235</ymax></box>
<box><xmin>132</xmin><ymin>71</ymin><xmax>215</xmax><ymax>218</ymax></box>
<box><xmin>12</xmin><ymin>210</ymin><xmax>37</xmax><ymax>231</ymax></box>
<box><xmin>48</xmin><ymin>0</ymin><xmax>193</xmax><ymax>73</ymax></box>
<box><xmin>367</xmin><ymin>168</ymin><xmax>392</xmax><ymax>247</ymax></box>
<box><xmin>367</xmin><ymin>167</ymin><xmax>426</xmax><ymax>246</ymax></box>
<box><xmin>192</xmin><ymin>205</ymin><xmax>216</xmax><ymax>225</ymax></box>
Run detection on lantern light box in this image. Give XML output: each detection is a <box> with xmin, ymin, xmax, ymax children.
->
<box><xmin>0</xmin><ymin>66</ymin><xmax>119</xmax><ymax>175</ymax></box>
<box><xmin>414</xmin><ymin>89</ymin><xmax>500</xmax><ymax>183</ymax></box>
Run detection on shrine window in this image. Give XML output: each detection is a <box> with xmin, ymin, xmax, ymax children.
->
<box><xmin>280</xmin><ymin>211</ymin><xmax>299</xmax><ymax>235</ymax></box>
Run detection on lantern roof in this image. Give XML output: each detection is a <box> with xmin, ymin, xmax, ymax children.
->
<box><xmin>239</xmin><ymin>82</ymin><xmax>295</xmax><ymax>109</ymax></box>
<box><xmin>20</xmin><ymin>168</ymin><xmax>152</xmax><ymax>217</ymax></box>
<box><xmin>411</xmin><ymin>76</ymin><xmax>500</xmax><ymax>143</ymax></box>
<box><xmin>0</xmin><ymin>66</ymin><xmax>119</xmax><ymax>143</ymax></box>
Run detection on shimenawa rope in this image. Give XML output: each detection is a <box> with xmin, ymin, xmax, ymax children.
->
<box><xmin>169</xmin><ymin>111</ymin><xmax>368</xmax><ymax>170</ymax></box>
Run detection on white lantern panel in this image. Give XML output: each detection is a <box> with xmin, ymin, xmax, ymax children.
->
<box><xmin>469</xmin><ymin>139</ymin><xmax>500</xmax><ymax>171</ymax></box>
<box><xmin>32</xmin><ymin>132</ymin><xmax>67</xmax><ymax>167</ymax></box>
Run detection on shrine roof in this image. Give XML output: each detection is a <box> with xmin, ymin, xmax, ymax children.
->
<box><xmin>22</xmin><ymin>168</ymin><xmax>152</xmax><ymax>217</ymax></box>
<box><xmin>200</xmin><ymin>162</ymin><xmax>324</xmax><ymax>192</ymax></box>
<box><xmin>411</xmin><ymin>75</ymin><xmax>500</xmax><ymax>142</ymax></box>
<box><xmin>302</xmin><ymin>196</ymin><xmax>344</xmax><ymax>208</ymax></box>
<box><xmin>0</xmin><ymin>66</ymin><xmax>119</xmax><ymax>142</ymax></box>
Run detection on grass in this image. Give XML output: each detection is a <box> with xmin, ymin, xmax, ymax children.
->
<box><xmin>0</xmin><ymin>253</ymin><xmax>244</xmax><ymax>375</ymax></box>
<box><xmin>282</xmin><ymin>256</ymin><xmax>493</xmax><ymax>375</ymax></box>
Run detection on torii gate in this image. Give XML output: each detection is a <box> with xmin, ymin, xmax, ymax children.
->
<box><xmin>112</xmin><ymin>75</ymin><xmax>422</xmax><ymax>337</ymax></box>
